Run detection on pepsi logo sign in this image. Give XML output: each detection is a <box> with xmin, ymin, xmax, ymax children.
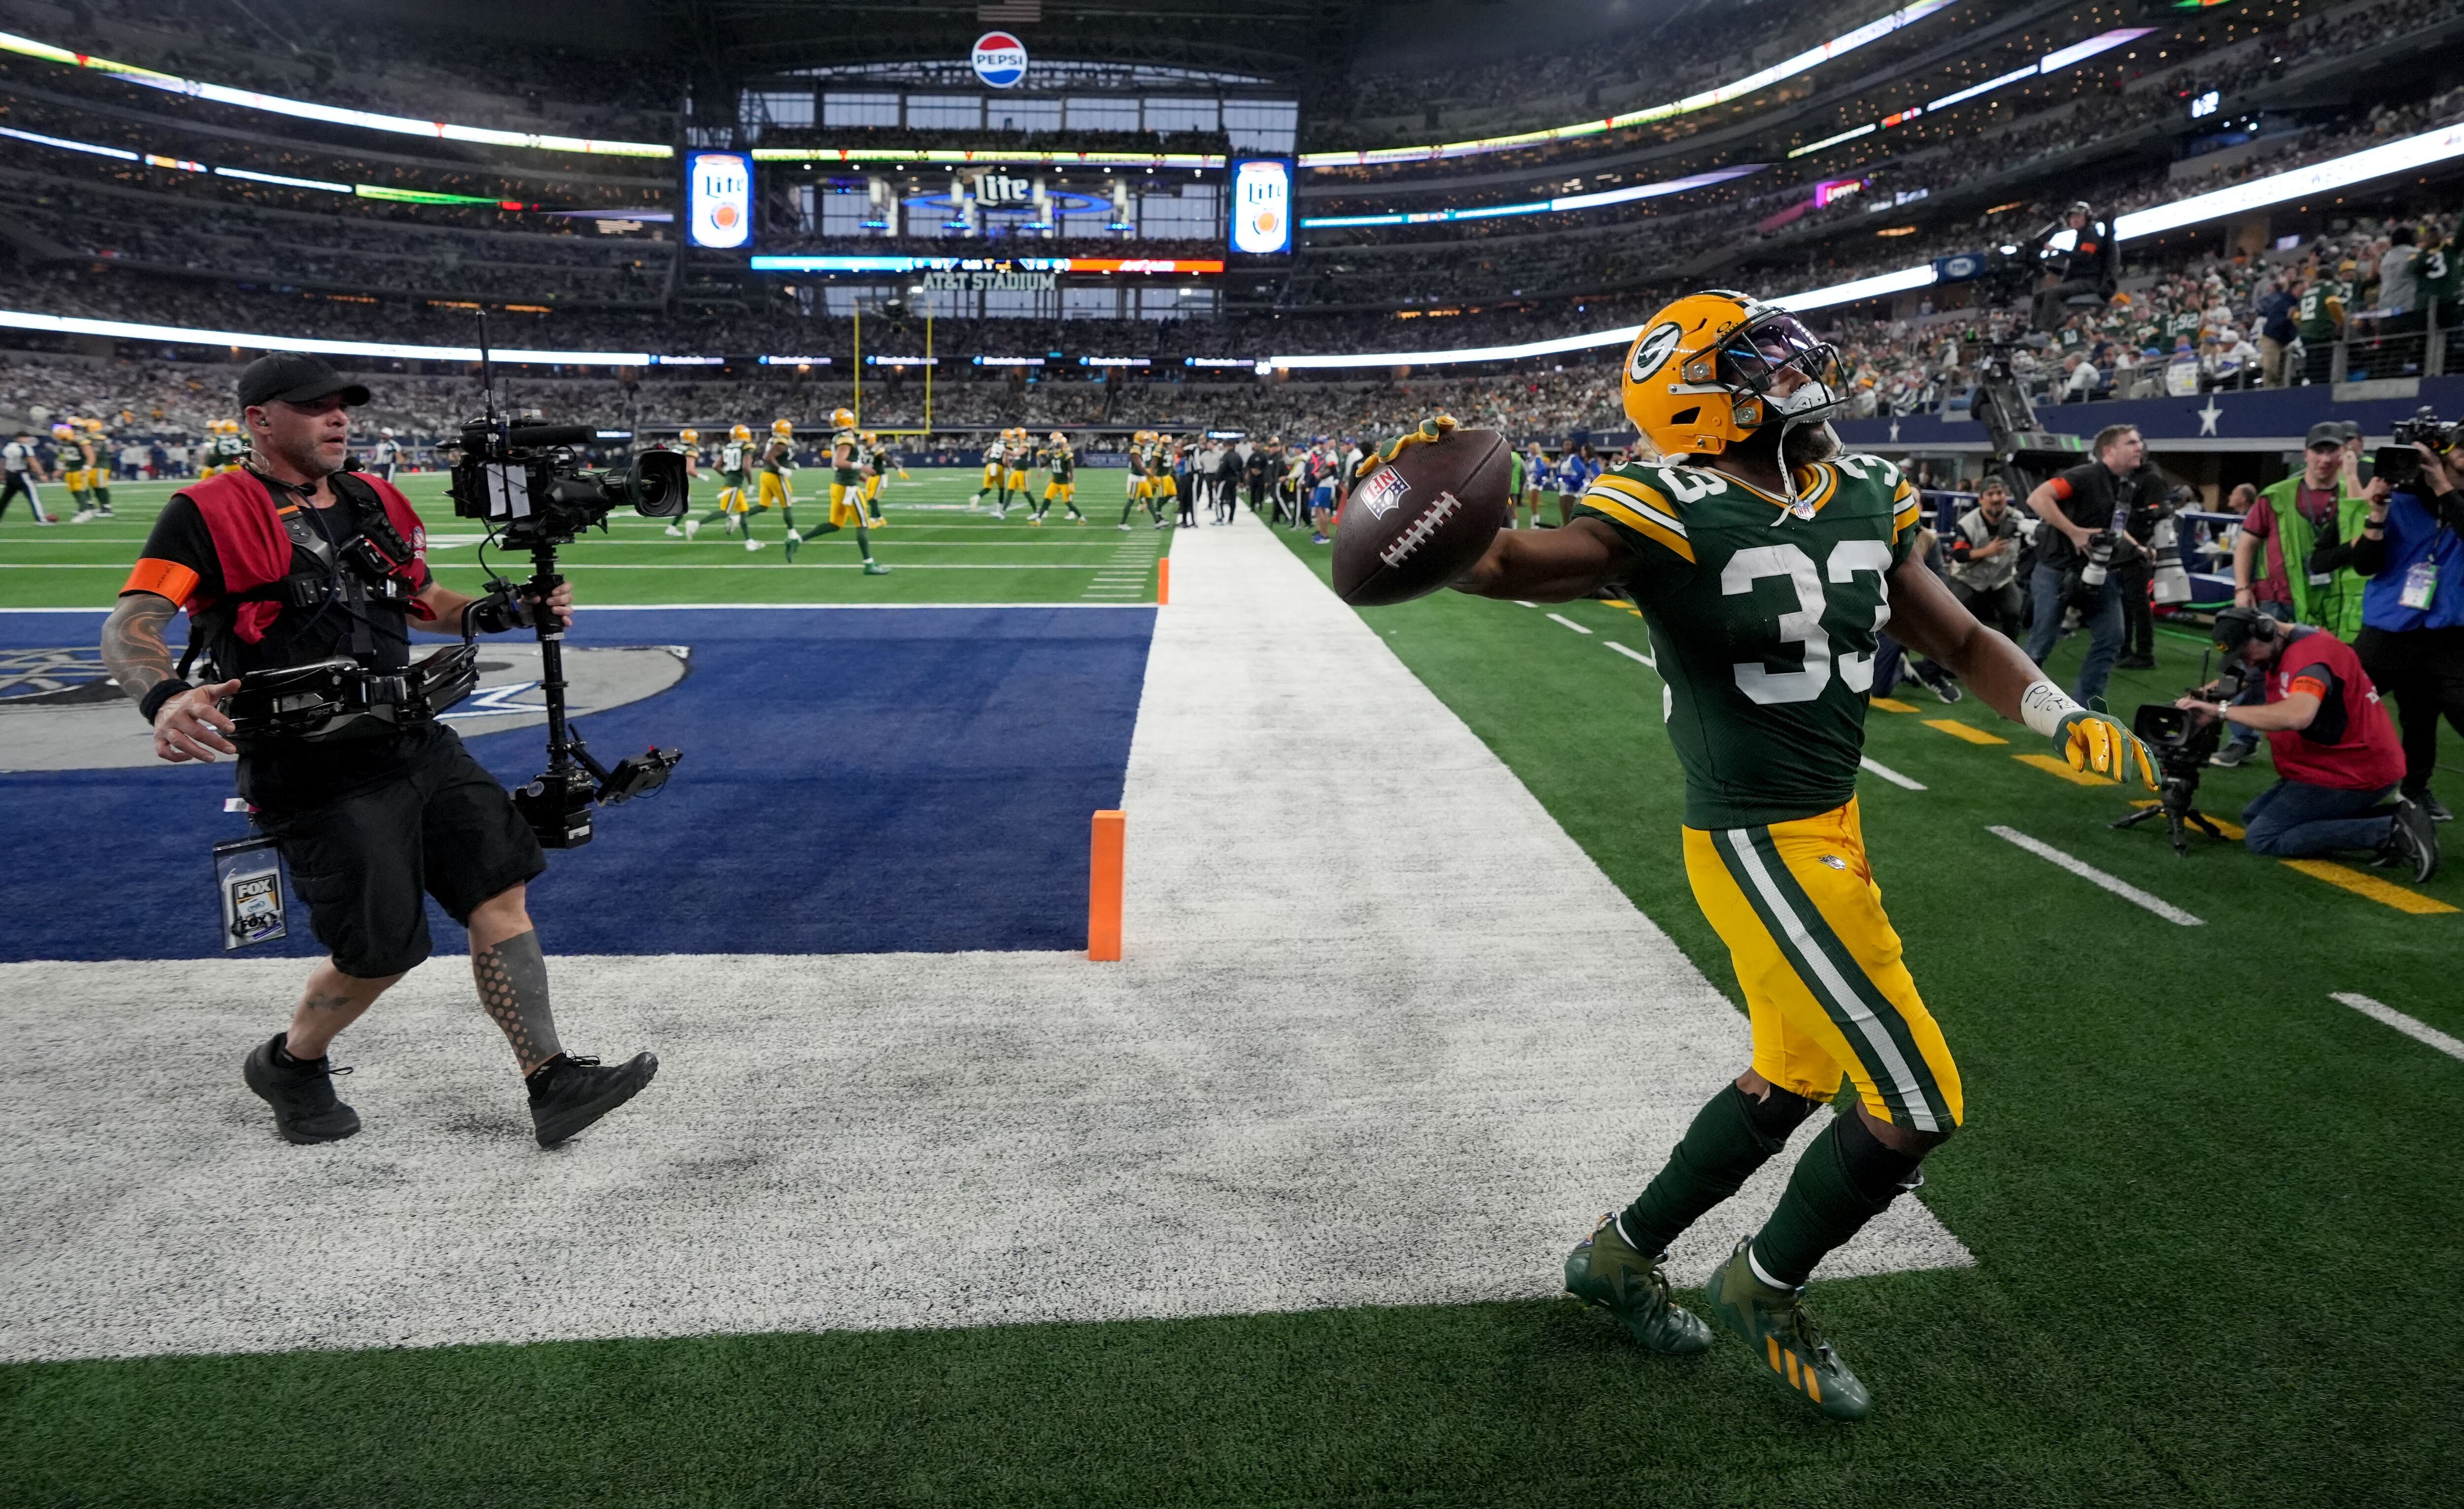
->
<box><xmin>972</xmin><ymin>32</ymin><xmax>1029</xmax><ymax>89</ymax></box>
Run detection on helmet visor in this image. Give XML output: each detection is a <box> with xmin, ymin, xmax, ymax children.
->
<box><xmin>1715</xmin><ymin>315</ymin><xmax>1846</xmax><ymax>399</ymax></box>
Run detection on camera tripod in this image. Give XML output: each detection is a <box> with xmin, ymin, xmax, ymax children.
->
<box><xmin>2110</xmin><ymin>778</ymin><xmax>2231</xmax><ymax>857</ymax></box>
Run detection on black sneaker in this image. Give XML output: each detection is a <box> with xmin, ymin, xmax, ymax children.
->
<box><xmin>2114</xmin><ymin>653</ymin><xmax>2158</xmax><ymax>670</ymax></box>
<box><xmin>1921</xmin><ymin>669</ymin><xmax>1964</xmax><ymax>704</ymax></box>
<box><xmin>527</xmin><ymin>1051</ymin><xmax>658</xmax><ymax>1148</ymax></box>
<box><xmin>2414</xmin><ymin>789</ymin><xmax>2454</xmax><ymax>823</ymax></box>
<box><xmin>2377</xmin><ymin>799</ymin><xmax>2442</xmax><ymax>885</ymax></box>
<box><xmin>2209</xmin><ymin>742</ymin><xmax>2256</xmax><ymax>769</ymax></box>
<box><xmin>242</xmin><ymin>1032</ymin><xmax>361</xmax><ymax>1144</ymax></box>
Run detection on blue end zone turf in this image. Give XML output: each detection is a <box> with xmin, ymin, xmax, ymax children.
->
<box><xmin>0</xmin><ymin>607</ymin><xmax>1153</xmax><ymax>962</ymax></box>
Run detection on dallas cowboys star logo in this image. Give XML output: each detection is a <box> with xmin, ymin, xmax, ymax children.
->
<box><xmin>2197</xmin><ymin>397</ymin><xmax>2224</xmax><ymax>436</ymax></box>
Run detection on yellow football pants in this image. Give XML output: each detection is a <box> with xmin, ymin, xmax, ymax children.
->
<box><xmin>1044</xmin><ymin>480</ymin><xmax>1073</xmax><ymax>502</ymax></box>
<box><xmin>861</xmin><ymin>475</ymin><xmax>882</xmax><ymax>506</ymax></box>
<box><xmin>1004</xmin><ymin>468</ymin><xmax>1026</xmax><ymax>491</ymax></box>
<box><xmin>983</xmin><ymin>464</ymin><xmax>1003</xmax><ymax>488</ymax></box>
<box><xmin>756</xmin><ymin>472</ymin><xmax>791</xmax><ymax>511</ymax></box>
<box><xmin>1682</xmin><ymin>797</ymin><xmax>1962</xmax><ymax>1133</ymax></box>
<box><xmin>829</xmin><ymin>481</ymin><xmax>866</xmax><ymax>528</ymax></box>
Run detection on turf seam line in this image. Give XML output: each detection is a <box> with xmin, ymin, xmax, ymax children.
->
<box><xmin>1985</xmin><ymin>825</ymin><xmax>2205</xmax><ymax>926</ymax></box>
<box><xmin>2330</xmin><ymin>992</ymin><xmax>2464</xmax><ymax>1062</ymax></box>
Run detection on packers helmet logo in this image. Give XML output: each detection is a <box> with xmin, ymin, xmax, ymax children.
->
<box><xmin>1628</xmin><ymin>322</ymin><xmax>1684</xmax><ymax>384</ymax></box>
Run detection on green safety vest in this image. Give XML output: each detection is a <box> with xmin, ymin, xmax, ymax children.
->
<box><xmin>2254</xmin><ymin>474</ymin><xmax>2369</xmax><ymax>638</ymax></box>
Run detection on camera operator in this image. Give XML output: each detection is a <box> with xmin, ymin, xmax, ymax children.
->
<box><xmin>2174</xmin><ymin>606</ymin><xmax>2437</xmax><ymax>879</ymax></box>
<box><xmin>2031</xmin><ymin>201</ymin><xmax>2121</xmax><ymax>334</ymax></box>
<box><xmin>2328</xmin><ymin>438</ymin><xmax>2464</xmax><ymax>822</ymax></box>
<box><xmin>1947</xmin><ymin>477</ymin><xmax>2025</xmax><ymax>639</ymax></box>
<box><xmin>2024</xmin><ymin>423</ymin><xmax>2147</xmax><ymax>706</ymax></box>
<box><xmin>98</xmin><ymin>354</ymin><xmax>658</xmax><ymax>1150</ymax></box>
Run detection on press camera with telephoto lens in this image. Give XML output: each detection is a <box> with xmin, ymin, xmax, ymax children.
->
<box><xmin>446</xmin><ymin>417</ymin><xmax>686</xmax><ymax>848</ymax></box>
<box><xmin>2111</xmin><ymin>659</ymin><xmax>2243</xmax><ymax>855</ymax></box>
<box><xmin>2371</xmin><ymin>407</ymin><xmax>2457</xmax><ymax>490</ymax></box>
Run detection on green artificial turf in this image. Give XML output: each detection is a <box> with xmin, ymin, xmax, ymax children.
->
<box><xmin>0</xmin><ymin>468</ymin><xmax>1167</xmax><ymax>610</ymax></box>
<box><xmin>3</xmin><ymin>512</ymin><xmax>2460</xmax><ymax>1508</ymax></box>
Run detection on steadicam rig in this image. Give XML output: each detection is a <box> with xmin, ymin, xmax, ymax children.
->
<box><xmin>445</xmin><ymin>417</ymin><xmax>688</xmax><ymax>849</ymax></box>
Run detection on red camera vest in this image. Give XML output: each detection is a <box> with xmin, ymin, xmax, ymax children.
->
<box><xmin>181</xmin><ymin>468</ymin><xmax>428</xmax><ymax>644</ymax></box>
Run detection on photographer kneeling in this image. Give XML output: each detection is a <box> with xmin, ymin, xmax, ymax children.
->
<box><xmin>100</xmin><ymin>354</ymin><xmax>658</xmax><ymax>1148</ymax></box>
<box><xmin>2174</xmin><ymin>606</ymin><xmax>2439</xmax><ymax>881</ymax></box>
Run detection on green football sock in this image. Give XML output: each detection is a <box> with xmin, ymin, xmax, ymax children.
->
<box><xmin>92</xmin><ymin>483</ymin><xmax>110</xmax><ymax>507</ymax></box>
<box><xmin>1749</xmin><ymin>1114</ymin><xmax>1920</xmax><ymax>1290</ymax></box>
<box><xmin>1620</xmin><ymin>1083</ymin><xmax>1800</xmax><ymax>1256</ymax></box>
<box><xmin>854</xmin><ymin>524</ymin><xmax>873</xmax><ymax>560</ymax></box>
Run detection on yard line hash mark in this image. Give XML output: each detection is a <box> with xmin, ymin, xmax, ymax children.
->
<box><xmin>1547</xmin><ymin>613</ymin><xmax>1593</xmax><ymax>635</ymax></box>
<box><xmin>1605</xmin><ymin>640</ymin><xmax>1656</xmax><ymax>670</ymax></box>
<box><xmin>2330</xmin><ymin>993</ymin><xmax>2464</xmax><ymax>1063</ymax></box>
<box><xmin>1986</xmin><ymin>825</ymin><xmax>2204</xmax><ymax>926</ymax></box>
<box><xmin>1859</xmin><ymin>756</ymin><xmax>1925</xmax><ymax>791</ymax></box>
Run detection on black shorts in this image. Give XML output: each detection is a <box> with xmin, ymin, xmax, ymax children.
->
<box><xmin>257</xmin><ymin>727</ymin><xmax>547</xmax><ymax>978</ymax></box>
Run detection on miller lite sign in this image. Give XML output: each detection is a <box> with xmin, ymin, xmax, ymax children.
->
<box><xmin>685</xmin><ymin>150</ymin><xmax>754</xmax><ymax>250</ymax></box>
<box><xmin>972</xmin><ymin>32</ymin><xmax>1029</xmax><ymax>89</ymax></box>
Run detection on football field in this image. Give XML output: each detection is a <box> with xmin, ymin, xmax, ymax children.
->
<box><xmin>1</xmin><ymin>496</ymin><xmax>2459</xmax><ymax>1506</ymax></box>
<box><xmin>0</xmin><ymin>466</ymin><xmax>1170</xmax><ymax>609</ymax></box>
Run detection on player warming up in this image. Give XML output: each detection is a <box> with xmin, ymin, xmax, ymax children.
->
<box><xmin>1034</xmin><ymin>431</ymin><xmax>1084</xmax><ymax>524</ymax></box>
<box><xmin>788</xmin><ymin>408</ymin><xmax>888</xmax><ymax>574</ymax></box>
<box><xmin>1380</xmin><ymin>292</ymin><xmax>2157</xmax><ymax>1419</ymax></box>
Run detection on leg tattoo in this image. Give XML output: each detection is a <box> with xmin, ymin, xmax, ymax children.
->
<box><xmin>473</xmin><ymin>929</ymin><xmax>562</xmax><ymax>1075</ymax></box>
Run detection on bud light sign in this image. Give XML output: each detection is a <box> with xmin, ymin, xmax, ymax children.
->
<box><xmin>1230</xmin><ymin>158</ymin><xmax>1293</xmax><ymax>257</ymax></box>
<box><xmin>685</xmin><ymin>150</ymin><xmax>754</xmax><ymax>250</ymax></box>
<box><xmin>972</xmin><ymin>32</ymin><xmax>1029</xmax><ymax>89</ymax></box>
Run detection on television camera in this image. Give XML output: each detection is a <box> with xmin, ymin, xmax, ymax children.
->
<box><xmin>446</xmin><ymin>413</ymin><xmax>689</xmax><ymax>849</ymax></box>
<box><xmin>2370</xmin><ymin>407</ymin><xmax>2458</xmax><ymax>490</ymax></box>
<box><xmin>2111</xmin><ymin>655</ymin><xmax>2244</xmax><ymax>855</ymax></box>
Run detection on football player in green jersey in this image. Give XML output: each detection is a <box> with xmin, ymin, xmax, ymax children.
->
<box><xmin>1448</xmin><ymin>290</ymin><xmax>2155</xmax><ymax>1420</ymax></box>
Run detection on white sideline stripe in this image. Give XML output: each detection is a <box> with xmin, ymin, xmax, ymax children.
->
<box><xmin>1546</xmin><ymin>613</ymin><xmax>1593</xmax><ymax>635</ymax></box>
<box><xmin>2330</xmin><ymin>993</ymin><xmax>2464</xmax><ymax>1063</ymax></box>
<box><xmin>0</xmin><ymin>508</ymin><xmax>1969</xmax><ymax>1365</ymax></box>
<box><xmin>1986</xmin><ymin>825</ymin><xmax>2204</xmax><ymax>926</ymax></box>
<box><xmin>1859</xmin><ymin>756</ymin><xmax>1926</xmax><ymax>791</ymax></box>
<box><xmin>1605</xmin><ymin>640</ymin><xmax>1656</xmax><ymax>670</ymax></box>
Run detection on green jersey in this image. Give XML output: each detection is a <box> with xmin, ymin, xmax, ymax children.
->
<box><xmin>833</xmin><ymin>426</ymin><xmax>861</xmax><ymax>484</ymax></box>
<box><xmin>1573</xmin><ymin>454</ymin><xmax>1924</xmax><ymax>829</ymax></box>
<box><xmin>1049</xmin><ymin>445</ymin><xmax>1075</xmax><ymax>482</ymax></box>
<box><xmin>2421</xmin><ymin>243</ymin><xmax>2462</xmax><ymax>310</ymax></box>
<box><xmin>2295</xmin><ymin>281</ymin><xmax>2344</xmax><ymax>342</ymax></box>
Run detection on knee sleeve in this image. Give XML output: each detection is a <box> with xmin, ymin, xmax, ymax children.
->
<box><xmin>1620</xmin><ymin>1082</ymin><xmax>1817</xmax><ymax>1256</ymax></box>
<box><xmin>1737</xmin><ymin>1081</ymin><xmax>1820</xmax><ymax>1150</ymax></box>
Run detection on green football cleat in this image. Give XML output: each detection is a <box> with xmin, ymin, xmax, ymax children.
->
<box><xmin>862</xmin><ymin>560</ymin><xmax>891</xmax><ymax>575</ymax></box>
<box><xmin>1703</xmin><ymin>1238</ymin><xmax>1872</xmax><ymax>1420</ymax></box>
<box><xmin>1564</xmin><ymin>1213</ymin><xmax>1713</xmax><ymax>1355</ymax></box>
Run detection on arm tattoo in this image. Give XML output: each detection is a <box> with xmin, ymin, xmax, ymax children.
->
<box><xmin>101</xmin><ymin>592</ymin><xmax>177</xmax><ymax>706</ymax></box>
<box><xmin>473</xmin><ymin>929</ymin><xmax>562</xmax><ymax>1076</ymax></box>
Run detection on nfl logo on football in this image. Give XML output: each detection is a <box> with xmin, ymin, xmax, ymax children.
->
<box><xmin>1356</xmin><ymin>466</ymin><xmax>1409</xmax><ymax>521</ymax></box>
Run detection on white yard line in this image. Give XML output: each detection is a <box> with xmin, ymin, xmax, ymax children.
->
<box><xmin>1604</xmin><ymin>640</ymin><xmax>1656</xmax><ymax>670</ymax></box>
<box><xmin>1986</xmin><ymin>825</ymin><xmax>2204</xmax><ymax>926</ymax></box>
<box><xmin>1546</xmin><ymin>613</ymin><xmax>1594</xmax><ymax>635</ymax></box>
<box><xmin>2329</xmin><ymin>993</ymin><xmax>2464</xmax><ymax>1063</ymax></box>
<box><xmin>1859</xmin><ymin>756</ymin><xmax>1927</xmax><ymax>791</ymax></box>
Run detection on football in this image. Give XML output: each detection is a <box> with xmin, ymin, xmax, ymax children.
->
<box><xmin>1331</xmin><ymin>425</ymin><xmax>1514</xmax><ymax>606</ymax></box>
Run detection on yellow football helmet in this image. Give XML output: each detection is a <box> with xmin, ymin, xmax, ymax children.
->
<box><xmin>1620</xmin><ymin>289</ymin><xmax>1848</xmax><ymax>460</ymax></box>
<box><xmin>860</xmin><ymin>430</ymin><xmax>878</xmax><ymax>445</ymax></box>
<box><xmin>772</xmin><ymin>418</ymin><xmax>794</xmax><ymax>438</ymax></box>
<box><xmin>831</xmin><ymin>407</ymin><xmax>856</xmax><ymax>430</ymax></box>
<box><xmin>51</xmin><ymin>422</ymin><xmax>72</xmax><ymax>440</ymax></box>
<box><xmin>730</xmin><ymin>423</ymin><xmax>752</xmax><ymax>443</ymax></box>
<box><xmin>678</xmin><ymin>428</ymin><xmax>699</xmax><ymax>445</ymax></box>
<box><xmin>1049</xmin><ymin>431</ymin><xmax>1064</xmax><ymax>445</ymax></box>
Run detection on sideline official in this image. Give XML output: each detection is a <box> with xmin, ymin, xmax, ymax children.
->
<box><xmin>99</xmin><ymin>354</ymin><xmax>658</xmax><ymax>1149</ymax></box>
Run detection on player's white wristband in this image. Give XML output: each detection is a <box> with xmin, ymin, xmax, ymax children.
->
<box><xmin>2019</xmin><ymin>680</ymin><xmax>2086</xmax><ymax>739</ymax></box>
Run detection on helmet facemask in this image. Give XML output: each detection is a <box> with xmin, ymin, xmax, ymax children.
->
<box><xmin>1702</xmin><ymin>313</ymin><xmax>1848</xmax><ymax>505</ymax></box>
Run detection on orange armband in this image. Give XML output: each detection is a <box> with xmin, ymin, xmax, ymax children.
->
<box><xmin>121</xmin><ymin>558</ymin><xmax>199</xmax><ymax>606</ymax></box>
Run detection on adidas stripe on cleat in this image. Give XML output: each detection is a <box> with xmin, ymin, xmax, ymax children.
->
<box><xmin>1704</xmin><ymin>1237</ymin><xmax>1872</xmax><ymax>1420</ymax></box>
<box><xmin>1563</xmin><ymin>1212</ymin><xmax>1713</xmax><ymax>1355</ymax></box>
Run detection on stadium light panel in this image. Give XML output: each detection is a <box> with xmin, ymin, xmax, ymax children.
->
<box><xmin>754</xmin><ymin>147</ymin><xmax>1225</xmax><ymax>169</ymax></box>
<box><xmin>2</xmin><ymin>122</ymin><xmax>540</xmax><ymax>207</ymax></box>
<box><xmin>0</xmin><ymin>309</ymin><xmax>649</xmax><ymax>366</ymax></box>
<box><xmin>0</xmin><ymin>124</ymin><xmax>136</xmax><ymax>161</ymax></box>
<box><xmin>1299</xmin><ymin>166</ymin><xmax>1764</xmax><ymax>229</ymax></box>
<box><xmin>1296</xmin><ymin>0</ymin><xmax>1956</xmax><ymax>169</ymax></box>
<box><xmin>0</xmin><ymin>30</ymin><xmax>671</xmax><ymax>158</ymax></box>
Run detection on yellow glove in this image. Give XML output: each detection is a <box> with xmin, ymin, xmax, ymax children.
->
<box><xmin>2052</xmin><ymin>708</ymin><xmax>2156</xmax><ymax>789</ymax></box>
<box><xmin>1355</xmin><ymin>414</ymin><xmax>1458</xmax><ymax>479</ymax></box>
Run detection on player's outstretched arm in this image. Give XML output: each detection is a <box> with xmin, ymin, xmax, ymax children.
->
<box><xmin>1451</xmin><ymin>516</ymin><xmax>1633</xmax><ymax>602</ymax></box>
<box><xmin>1886</xmin><ymin>554</ymin><xmax>2154</xmax><ymax>787</ymax></box>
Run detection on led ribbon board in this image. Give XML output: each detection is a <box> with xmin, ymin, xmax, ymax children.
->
<box><xmin>685</xmin><ymin>151</ymin><xmax>755</xmax><ymax>250</ymax></box>
<box><xmin>1231</xmin><ymin>158</ymin><xmax>1294</xmax><ymax>254</ymax></box>
<box><xmin>1796</xmin><ymin>26</ymin><xmax>2156</xmax><ymax>158</ymax></box>
<box><xmin>753</xmin><ymin>148</ymin><xmax>1227</xmax><ymax>168</ymax></box>
<box><xmin>0</xmin><ymin>30</ymin><xmax>670</xmax><ymax>157</ymax></box>
<box><xmin>1296</xmin><ymin>0</ymin><xmax>1955</xmax><ymax>169</ymax></box>
<box><xmin>748</xmin><ymin>255</ymin><xmax>1224</xmax><ymax>274</ymax></box>
<box><xmin>1300</xmin><ymin>166</ymin><xmax>1762</xmax><ymax>229</ymax></box>
<box><xmin>1268</xmin><ymin>120</ymin><xmax>2464</xmax><ymax>366</ymax></box>
<box><xmin>0</xmin><ymin>124</ymin><xmax>543</xmax><ymax>207</ymax></box>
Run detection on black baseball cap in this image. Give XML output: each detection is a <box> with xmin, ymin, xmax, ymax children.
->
<box><xmin>2302</xmin><ymin>421</ymin><xmax>2345</xmax><ymax>449</ymax></box>
<box><xmin>238</xmin><ymin>352</ymin><xmax>370</xmax><ymax>410</ymax></box>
